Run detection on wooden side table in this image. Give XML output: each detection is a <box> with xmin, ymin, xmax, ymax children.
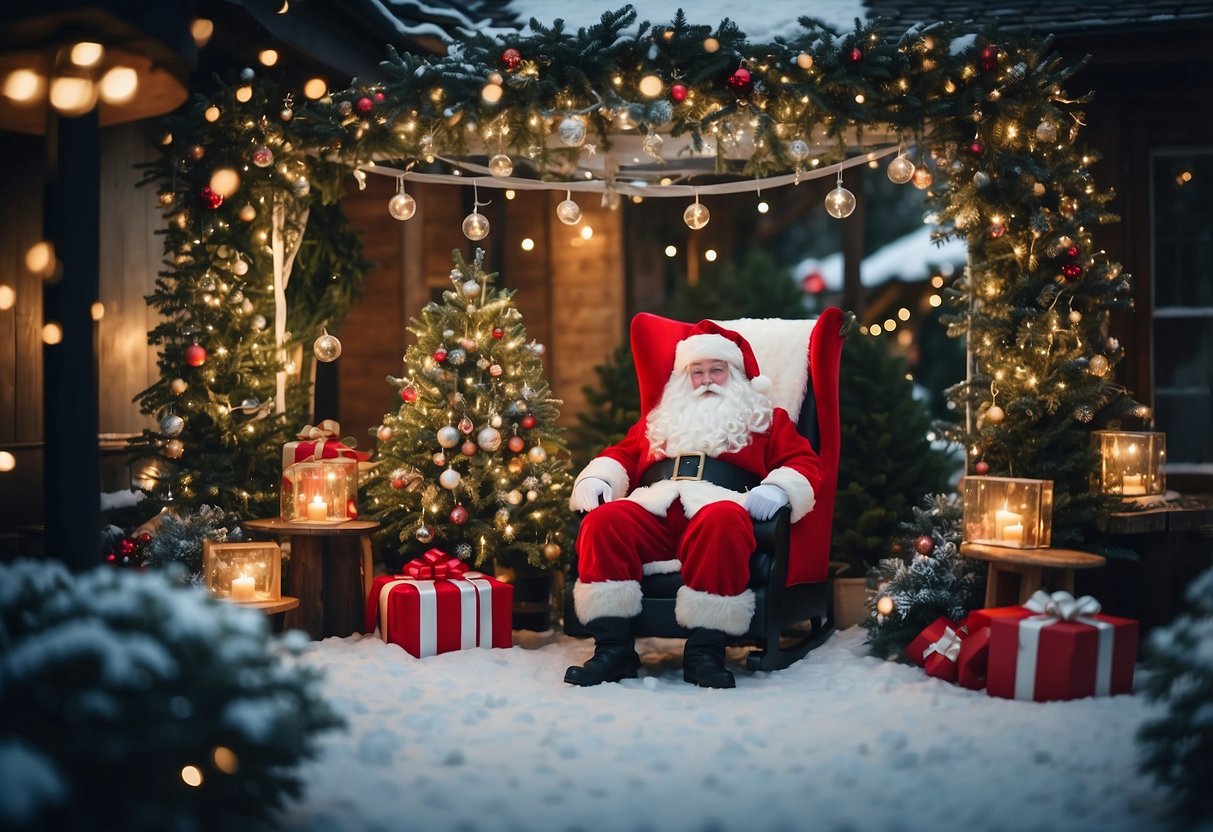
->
<box><xmin>960</xmin><ymin>542</ymin><xmax>1106</xmax><ymax>608</ymax></box>
<box><xmin>244</xmin><ymin>518</ymin><xmax>380</xmax><ymax>639</ymax></box>
<box><xmin>235</xmin><ymin>596</ymin><xmax>300</xmax><ymax>634</ymax></box>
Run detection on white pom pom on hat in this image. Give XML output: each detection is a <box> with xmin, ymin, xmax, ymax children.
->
<box><xmin>673</xmin><ymin>320</ymin><xmax>771</xmax><ymax>393</ymax></box>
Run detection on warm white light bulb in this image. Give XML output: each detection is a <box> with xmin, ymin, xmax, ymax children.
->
<box><xmin>98</xmin><ymin>66</ymin><xmax>138</xmax><ymax>104</ymax></box>
<box><xmin>824</xmin><ymin>180</ymin><xmax>856</xmax><ymax>219</ymax></box>
<box><xmin>70</xmin><ymin>42</ymin><xmax>104</xmax><ymax>68</ymax></box>
<box><xmin>3</xmin><ymin>69</ymin><xmax>43</xmax><ymax>103</ymax></box>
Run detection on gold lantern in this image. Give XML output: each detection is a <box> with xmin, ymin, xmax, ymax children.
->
<box><xmin>1091</xmin><ymin>430</ymin><xmax>1166</xmax><ymax>498</ymax></box>
<box><xmin>962</xmin><ymin>476</ymin><xmax>1054</xmax><ymax>549</ymax></box>
<box><xmin>203</xmin><ymin>540</ymin><xmax>281</xmax><ymax>602</ymax></box>
<box><xmin>281</xmin><ymin>459</ymin><xmax>357</xmax><ymax>522</ymax></box>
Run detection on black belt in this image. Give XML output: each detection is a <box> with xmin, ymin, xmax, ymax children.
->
<box><xmin>639</xmin><ymin>452</ymin><xmax>761</xmax><ymax>491</ymax></box>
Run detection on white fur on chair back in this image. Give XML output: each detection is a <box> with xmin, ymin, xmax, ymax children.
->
<box><xmin>716</xmin><ymin>318</ymin><xmax>816</xmax><ymax>421</ymax></box>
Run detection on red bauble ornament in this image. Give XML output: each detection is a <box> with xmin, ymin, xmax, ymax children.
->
<box><xmin>1066</xmin><ymin>245</ymin><xmax>1080</xmax><ymax>259</ymax></box>
<box><xmin>670</xmin><ymin>83</ymin><xmax>688</xmax><ymax>103</ymax></box>
<box><xmin>450</xmin><ymin>504</ymin><xmax>469</xmax><ymax>525</ymax></box>
<box><xmin>502</xmin><ymin>47</ymin><xmax>522</xmax><ymax>70</ymax></box>
<box><xmin>726</xmin><ymin>67</ymin><xmax>752</xmax><ymax>95</ymax></box>
<box><xmin>434</xmin><ymin>348</ymin><xmax>448</xmax><ymax>362</ymax></box>
<box><xmin>106</xmin><ymin>552</ymin><xmax>117</xmax><ymax>563</ymax></box>
<box><xmin>507</xmin><ymin>435</ymin><xmax>525</xmax><ymax>453</ymax></box>
<box><xmin>199</xmin><ymin>186</ymin><xmax>223</xmax><ymax>209</ymax></box>
<box><xmin>184</xmin><ymin>343</ymin><xmax>207</xmax><ymax>367</ymax></box>
<box><xmin>847</xmin><ymin>46</ymin><xmax>863</xmax><ymax>64</ymax></box>
<box><xmin>137</xmin><ymin>531</ymin><xmax>152</xmax><ymax>544</ymax></box>
<box><xmin>914</xmin><ymin>534</ymin><xmax>935</xmax><ymax>556</ymax></box>
<box><xmin>980</xmin><ymin>44</ymin><xmax>999</xmax><ymax>72</ymax></box>
<box><xmin>391</xmin><ymin>477</ymin><xmax>406</xmax><ymax>490</ymax></box>
<box><xmin>520</xmin><ymin>414</ymin><xmax>536</xmax><ymax>430</ymax></box>
<box><xmin>491</xmin><ymin>327</ymin><xmax>505</xmax><ymax>339</ymax></box>
<box><xmin>400</xmin><ymin>384</ymin><xmax>418</xmax><ymax>403</ymax></box>
<box><xmin>461</xmin><ymin>440</ymin><xmax>478</xmax><ymax>457</ymax></box>
<box><xmin>372</xmin><ymin>91</ymin><xmax>386</xmax><ymax>103</ymax></box>
<box><xmin>356</xmin><ymin>96</ymin><xmax>373</xmax><ymax>113</ymax></box>
<box><xmin>975</xmin><ymin>460</ymin><xmax>990</xmax><ymax>475</ymax></box>
<box><xmin>969</xmin><ymin>141</ymin><xmax>984</xmax><ymax>155</ymax></box>
<box><xmin>1061</xmin><ymin>263</ymin><xmax>1083</xmax><ymax>280</ymax></box>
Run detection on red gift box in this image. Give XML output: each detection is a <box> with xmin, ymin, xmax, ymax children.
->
<box><xmin>906</xmin><ymin>615</ymin><xmax>966</xmax><ymax>682</ymax></box>
<box><xmin>956</xmin><ymin>625</ymin><xmax>990</xmax><ymax>690</ymax></box>
<box><xmin>365</xmin><ymin>549</ymin><xmax>513</xmax><ymax>658</ymax></box>
<box><xmin>283</xmin><ymin>419</ymin><xmax>369</xmax><ymax>473</ymax></box>
<box><xmin>978</xmin><ymin>590</ymin><xmax>1137</xmax><ymax>702</ymax></box>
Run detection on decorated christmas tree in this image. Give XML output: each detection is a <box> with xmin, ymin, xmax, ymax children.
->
<box><xmin>367</xmin><ymin>249</ymin><xmax>574</xmax><ymax>571</ymax></box>
<box><xmin>863</xmin><ymin>494</ymin><xmax>985</xmax><ymax>659</ymax></box>
<box><xmin>132</xmin><ymin>70</ymin><xmax>368</xmax><ymax>518</ymax></box>
<box><xmin>932</xmin><ymin>35</ymin><xmax>1146</xmax><ymax>548</ymax></box>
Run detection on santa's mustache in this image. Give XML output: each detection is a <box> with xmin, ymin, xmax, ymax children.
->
<box><xmin>691</xmin><ymin>383</ymin><xmax>722</xmax><ymax>397</ymax></box>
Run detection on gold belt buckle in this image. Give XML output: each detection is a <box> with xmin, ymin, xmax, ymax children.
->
<box><xmin>671</xmin><ymin>452</ymin><xmax>706</xmax><ymax>481</ymax></box>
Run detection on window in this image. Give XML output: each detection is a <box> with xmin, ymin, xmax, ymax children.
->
<box><xmin>1150</xmin><ymin>148</ymin><xmax>1213</xmax><ymax>472</ymax></box>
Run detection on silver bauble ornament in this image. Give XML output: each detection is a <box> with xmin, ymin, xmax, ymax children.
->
<box><xmin>557</xmin><ymin>116</ymin><xmax>586</xmax><ymax>147</ymax></box>
<box><xmin>415</xmin><ymin>524</ymin><xmax>434</xmax><ymax>543</ymax></box>
<box><xmin>160</xmin><ymin>413</ymin><xmax>184</xmax><ymax>437</ymax></box>
<box><xmin>488</xmin><ymin>153</ymin><xmax>514</xmax><ymax>177</ymax></box>
<box><xmin>292</xmin><ymin>176</ymin><xmax>310</xmax><ymax>196</ymax></box>
<box><xmin>437</xmin><ymin>426</ymin><xmax>461</xmax><ymax>448</ymax></box>
<box><xmin>477</xmin><ymin>426</ymin><xmax>502</xmax><ymax>451</ymax></box>
<box><xmin>788</xmin><ymin>139</ymin><xmax>810</xmax><ymax>162</ymax></box>
<box><xmin>388</xmin><ymin>192</ymin><xmax>417</xmax><ymax>221</ymax></box>
<box><xmin>462</xmin><ymin>280</ymin><xmax>481</xmax><ymax>298</ymax></box>
<box><xmin>527</xmin><ymin>445</ymin><xmax>548</xmax><ymax>464</ymax></box>
<box><xmin>313</xmin><ymin>331</ymin><xmax>342</xmax><ymax>362</ymax></box>
<box><xmin>252</xmin><ymin>314</ymin><xmax>267</xmax><ymax>330</ymax></box>
<box><xmin>170</xmin><ymin>378</ymin><xmax>188</xmax><ymax>395</ymax></box>
<box><xmin>438</xmin><ymin>468</ymin><xmax>462</xmax><ymax>490</ymax></box>
<box><xmin>556</xmin><ymin>198</ymin><xmax>582</xmax><ymax>225</ymax></box>
<box><xmin>887</xmin><ymin>154</ymin><xmax>915</xmax><ymax>184</ymax></box>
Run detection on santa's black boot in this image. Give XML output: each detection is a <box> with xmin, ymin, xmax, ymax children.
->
<box><xmin>682</xmin><ymin>628</ymin><xmax>736</xmax><ymax>689</ymax></box>
<box><xmin>564</xmin><ymin>617</ymin><xmax>642</xmax><ymax>686</ymax></box>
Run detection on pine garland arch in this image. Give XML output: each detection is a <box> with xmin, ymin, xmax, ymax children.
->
<box><xmin>140</xmin><ymin>5</ymin><xmax>1141</xmax><ymax>548</ymax></box>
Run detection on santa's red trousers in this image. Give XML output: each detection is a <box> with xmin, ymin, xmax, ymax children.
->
<box><xmin>576</xmin><ymin>498</ymin><xmax>755</xmax><ymax>596</ymax></box>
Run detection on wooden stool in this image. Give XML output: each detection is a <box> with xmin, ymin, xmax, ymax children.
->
<box><xmin>244</xmin><ymin>518</ymin><xmax>380</xmax><ymax>639</ymax></box>
<box><xmin>960</xmin><ymin>542</ymin><xmax>1106</xmax><ymax>608</ymax></box>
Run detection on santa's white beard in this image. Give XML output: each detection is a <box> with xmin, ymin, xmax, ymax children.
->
<box><xmin>646</xmin><ymin>366</ymin><xmax>773</xmax><ymax>457</ymax></box>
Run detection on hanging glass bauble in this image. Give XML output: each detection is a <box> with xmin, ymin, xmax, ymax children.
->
<box><xmin>972</xmin><ymin>170</ymin><xmax>991</xmax><ymax>189</ymax></box>
<box><xmin>488</xmin><ymin>153</ymin><xmax>514</xmax><ymax>177</ymax></box>
<box><xmin>507</xmin><ymin>435</ymin><xmax>525</xmax><ymax>453</ymax></box>
<box><xmin>683</xmin><ymin>201</ymin><xmax>710</xmax><ymax>230</ymax></box>
<box><xmin>458</xmin><ymin>337</ymin><xmax>476</xmax><ymax>351</ymax></box>
<box><xmin>252</xmin><ymin>315</ymin><xmax>267</xmax><ymax>330</ymax></box>
<box><xmin>642</xmin><ymin>131</ymin><xmax>664</xmax><ymax>159</ymax></box>
<box><xmin>527</xmin><ymin>445</ymin><xmax>548</xmax><ymax>464</ymax></box>
<box><xmin>461</xmin><ymin>440</ymin><xmax>478</xmax><ymax>457</ymax></box>
<box><xmin>450</xmin><ymin>505</ymin><xmax>469</xmax><ymax>525</ymax></box>
<box><xmin>788</xmin><ymin>139</ymin><xmax>810</xmax><ymax>162</ymax></box>
<box><xmin>438</xmin><ymin>468</ymin><xmax>462</xmax><ymax>490</ymax></box>
<box><xmin>1035</xmin><ymin>120</ymin><xmax>1058</xmax><ymax>143</ymax></box>
<box><xmin>388</xmin><ymin>192</ymin><xmax>416</xmax><ymax>221</ymax></box>
<box><xmin>458</xmin><ymin>416</ymin><xmax>474</xmax><ymax>434</ymax></box>
<box><xmin>477</xmin><ymin>426</ymin><xmax>502</xmax><ymax>451</ymax></box>
<box><xmin>292</xmin><ymin>176</ymin><xmax>310</xmax><ymax>196</ymax></box>
<box><xmin>447</xmin><ymin>348</ymin><xmax>467</xmax><ymax>366</ymax></box>
<box><xmin>252</xmin><ymin>145</ymin><xmax>274</xmax><ymax>168</ymax></box>
<box><xmin>377</xmin><ymin>425</ymin><xmax>393</xmax><ymax>442</ymax></box>
<box><xmin>238</xmin><ymin>204</ymin><xmax>256</xmax><ymax>222</ymax></box>
<box><xmin>557</xmin><ymin>116</ymin><xmax>586</xmax><ymax>147</ymax></box>
<box><xmin>462</xmin><ymin>280</ymin><xmax>481</xmax><ymax>298</ymax></box>
<box><xmin>462</xmin><ymin>211</ymin><xmax>490</xmax><ymax>240</ymax></box>
<box><xmin>160</xmin><ymin>413</ymin><xmax>184</xmax><ymax>437</ymax></box>
<box><xmin>824</xmin><ymin>183</ymin><xmax>857</xmax><ymax>219</ymax></box>
<box><xmin>543</xmin><ymin>542</ymin><xmax>561</xmax><ymax>561</ymax></box>
<box><xmin>415</xmin><ymin>524</ymin><xmax>434</xmax><ymax>543</ymax></box>
<box><xmin>437</xmin><ymin>426</ymin><xmax>461</xmax><ymax>448</ymax></box>
<box><xmin>313</xmin><ymin>331</ymin><xmax>342</xmax><ymax>362</ymax></box>
<box><xmin>164</xmin><ymin>439</ymin><xmax>184</xmax><ymax>459</ymax></box>
<box><xmin>911</xmin><ymin>165</ymin><xmax>933</xmax><ymax>189</ymax></box>
<box><xmin>507</xmin><ymin>489</ymin><xmax>524</xmax><ymax>505</ymax></box>
<box><xmin>887</xmin><ymin>155</ymin><xmax>915</xmax><ymax>184</ymax></box>
<box><xmin>169</xmin><ymin>378</ymin><xmax>188</xmax><ymax>395</ymax></box>
<box><xmin>556</xmin><ymin>198</ymin><xmax>582</xmax><ymax>225</ymax></box>
<box><xmin>1089</xmin><ymin>355</ymin><xmax>1109</xmax><ymax>377</ymax></box>
<box><xmin>433</xmin><ymin>452</ymin><xmax>446</xmax><ymax>466</ymax></box>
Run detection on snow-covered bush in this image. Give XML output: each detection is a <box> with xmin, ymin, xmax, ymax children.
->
<box><xmin>1137</xmin><ymin>564</ymin><xmax>1213</xmax><ymax>823</ymax></box>
<box><xmin>0</xmin><ymin>559</ymin><xmax>344</xmax><ymax>831</ymax></box>
<box><xmin>142</xmin><ymin>504</ymin><xmax>245</xmax><ymax>584</ymax></box>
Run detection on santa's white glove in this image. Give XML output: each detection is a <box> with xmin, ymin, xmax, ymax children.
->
<box><xmin>744</xmin><ymin>484</ymin><xmax>789</xmax><ymax>521</ymax></box>
<box><xmin>570</xmin><ymin>477</ymin><xmax>612</xmax><ymax>512</ymax></box>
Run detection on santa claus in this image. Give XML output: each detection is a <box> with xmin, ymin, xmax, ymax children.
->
<box><xmin>566</xmin><ymin>321</ymin><xmax>820</xmax><ymax>688</ymax></box>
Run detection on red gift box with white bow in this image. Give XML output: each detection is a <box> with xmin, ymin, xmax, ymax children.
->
<box><xmin>906</xmin><ymin>615</ymin><xmax>967</xmax><ymax>681</ymax></box>
<box><xmin>971</xmin><ymin>590</ymin><xmax>1137</xmax><ymax>702</ymax></box>
<box><xmin>364</xmin><ymin>549</ymin><xmax>513</xmax><ymax>658</ymax></box>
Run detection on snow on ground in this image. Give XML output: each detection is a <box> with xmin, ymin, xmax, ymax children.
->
<box><xmin>503</xmin><ymin>0</ymin><xmax>869</xmax><ymax>41</ymax></box>
<box><xmin>278</xmin><ymin>626</ymin><xmax>1182</xmax><ymax>832</ymax></box>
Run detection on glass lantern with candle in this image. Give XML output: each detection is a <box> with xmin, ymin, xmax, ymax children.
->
<box><xmin>1091</xmin><ymin>430</ymin><xmax>1166</xmax><ymax>498</ymax></box>
<box><xmin>203</xmin><ymin>540</ymin><xmax>282</xmax><ymax>602</ymax></box>
<box><xmin>962</xmin><ymin>476</ymin><xmax>1054</xmax><ymax>549</ymax></box>
<box><xmin>281</xmin><ymin>458</ymin><xmax>357</xmax><ymax>522</ymax></box>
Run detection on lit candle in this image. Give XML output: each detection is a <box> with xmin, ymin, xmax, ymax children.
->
<box><xmin>231</xmin><ymin>574</ymin><xmax>256</xmax><ymax>601</ymax></box>
<box><xmin>994</xmin><ymin>508</ymin><xmax>1022</xmax><ymax>540</ymax></box>
<box><xmin>306</xmin><ymin>495</ymin><xmax>329</xmax><ymax>521</ymax></box>
<box><xmin>1121</xmin><ymin>475</ymin><xmax>1146</xmax><ymax>496</ymax></box>
<box><xmin>1002</xmin><ymin>523</ymin><xmax>1024</xmax><ymax>545</ymax></box>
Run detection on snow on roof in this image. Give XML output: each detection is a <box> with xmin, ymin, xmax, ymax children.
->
<box><xmin>795</xmin><ymin>224</ymin><xmax>967</xmax><ymax>291</ymax></box>
<box><xmin>501</xmin><ymin>0</ymin><xmax>869</xmax><ymax>39</ymax></box>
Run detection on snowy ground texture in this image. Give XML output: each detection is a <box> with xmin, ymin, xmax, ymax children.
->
<box><xmin>278</xmin><ymin>626</ymin><xmax>1196</xmax><ymax>832</ymax></box>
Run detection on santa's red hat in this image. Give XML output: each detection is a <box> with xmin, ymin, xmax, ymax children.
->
<box><xmin>672</xmin><ymin>320</ymin><xmax>772</xmax><ymax>395</ymax></box>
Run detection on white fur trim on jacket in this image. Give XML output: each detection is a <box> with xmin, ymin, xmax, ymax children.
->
<box><xmin>623</xmin><ymin>478</ymin><xmax>746</xmax><ymax>519</ymax></box>
<box><xmin>573</xmin><ymin>579</ymin><xmax>642</xmax><ymax>623</ymax></box>
<box><xmin>675</xmin><ymin>585</ymin><xmax>756</xmax><ymax>635</ymax></box>
<box><xmin>761</xmin><ymin>465</ymin><xmax>815</xmax><ymax>523</ymax></box>
<box><xmin>571</xmin><ymin>456</ymin><xmax>631</xmax><ymax>509</ymax></box>
<box><xmin>642</xmin><ymin>559</ymin><xmax>682</xmax><ymax>576</ymax></box>
<box><xmin>674</xmin><ymin>333</ymin><xmax>744</xmax><ymax>373</ymax></box>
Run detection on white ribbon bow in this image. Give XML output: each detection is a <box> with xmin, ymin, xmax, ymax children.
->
<box><xmin>297</xmin><ymin>419</ymin><xmax>340</xmax><ymax>441</ymax></box>
<box><xmin>1023</xmin><ymin>589</ymin><xmax>1102</xmax><ymax>621</ymax></box>
<box><xmin>923</xmin><ymin>626</ymin><xmax>963</xmax><ymax>663</ymax></box>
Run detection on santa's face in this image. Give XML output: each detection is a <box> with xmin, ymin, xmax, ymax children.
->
<box><xmin>688</xmin><ymin>359</ymin><xmax>730</xmax><ymax>391</ymax></box>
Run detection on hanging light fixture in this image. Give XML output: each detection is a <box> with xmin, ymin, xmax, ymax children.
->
<box><xmin>388</xmin><ymin>175</ymin><xmax>416</xmax><ymax>220</ymax></box>
<box><xmin>462</xmin><ymin>181</ymin><xmax>490</xmax><ymax>240</ymax></box>
<box><xmin>683</xmin><ymin>192</ymin><xmax>710</xmax><ymax>229</ymax></box>
<box><xmin>824</xmin><ymin>171</ymin><xmax>856</xmax><ymax>218</ymax></box>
